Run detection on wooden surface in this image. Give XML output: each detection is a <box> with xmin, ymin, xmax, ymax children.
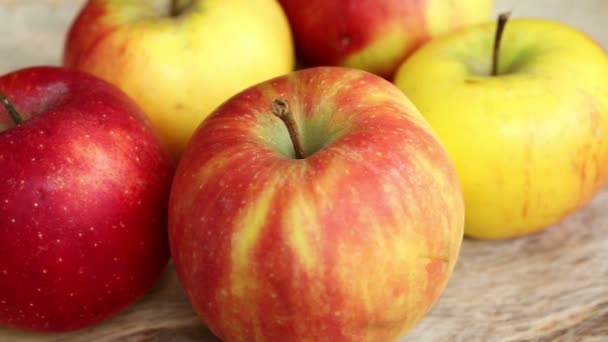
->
<box><xmin>1</xmin><ymin>0</ymin><xmax>607</xmax><ymax>341</ymax></box>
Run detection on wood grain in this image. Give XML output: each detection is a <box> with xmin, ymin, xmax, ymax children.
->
<box><xmin>1</xmin><ymin>0</ymin><xmax>607</xmax><ymax>341</ymax></box>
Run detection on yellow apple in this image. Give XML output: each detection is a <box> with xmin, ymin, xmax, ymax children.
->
<box><xmin>64</xmin><ymin>0</ymin><xmax>294</xmax><ymax>157</ymax></box>
<box><xmin>394</xmin><ymin>16</ymin><xmax>608</xmax><ymax>239</ymax></box>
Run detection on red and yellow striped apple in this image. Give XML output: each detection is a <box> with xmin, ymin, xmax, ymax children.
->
<box><xmin>279</xmin><ymin>0</ymin><xmax>494</xmax><ymax>78</ymax></box>
<box><xmin>169</xmin><ymin>67</ymin><xmax>464</xmax><ymax>341</ymax></box>
<box><xmin>64</xmin><ymin>0</ymin><xmax>294</xmax><ymax>157</ymax></box>
<box><xmin>0</xmin><ymin>67</ymin><xmax>173</xmax><ymax>332</ymax></box>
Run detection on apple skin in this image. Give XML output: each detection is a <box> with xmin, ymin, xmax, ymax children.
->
<box><xmin>169</xmin><ymin>67</ymin><xmax>464</xmax><ymax>341</ymax></box>
<box><xmin>279</xmin><ymin>0</ymin><xmax>493</xmax><ymax>78</ymax></box>
<box><xmin>63</xmin><ymin>0</ymin><xmax>295</xmax><ymax>157</ymax></box>
<box><xmin>394</xmin><ymin>19</ymin><xmax>608</xmax><ymax>239</ymax></box>
<box><xmin>0</xmin><ymin>67</ymin><xmax>174</xmax><ymax>332</ymax></box>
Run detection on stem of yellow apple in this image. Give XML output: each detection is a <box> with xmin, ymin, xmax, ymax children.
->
<box><xmin>271</xmin><ymin>98</ymin><xmax>305</xmax><ymax>159</ymax></box>
<box><xmin>170</xmin><ymin>0</ymin><xmax>195</xmax><ymax>17</ymax></box>
<box><xmin>0</xmin><ymin>90</ymin><xmax>23</xmax><ymax>125</ymax></box>
<box><xmin>492</xmin><ymin>12</ymin><xmax>511</xmax><ymax>76</ymax></box>
<box><xmin>170</xmin><ymin>0</ymin><xmax>178</xmax><ymax>16</ymax></box>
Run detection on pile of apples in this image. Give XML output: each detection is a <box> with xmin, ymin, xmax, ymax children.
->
<box><xmin>1</xmin><ymin>0</ymin><xmax>607</xmax><ymax>341</ymax></box>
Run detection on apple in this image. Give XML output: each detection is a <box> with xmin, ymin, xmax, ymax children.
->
<box><xmin>278</xmin><ymin>0</ymin><xmax>494</xmax><ymax>78</ymax></box>
<box><xmin>63</xmin><ymin>0</ymin><xmax>295</xmax><ymax>157</ymax></box>
<box><xmin>169</xmin><ymin>67</ymin><xmax>464</xmax><ymax>341</ymax></box>
<box><xmin>394</xmin><ymin>14</ymin><xmax>608</xmax><ymax>239</ymax></box>
<box><xmin>0</xmin><ymin>66</ymin><xmax>174</xmax><ymax>332</ymax></box>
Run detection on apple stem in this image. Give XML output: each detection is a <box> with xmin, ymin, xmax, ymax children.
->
<box><xmin>170</xmin><ymin>0</ymin><xmax>180</xmax><ymax>16</ymax></box>
<box><xmin>492</xmin><ymin>12</ymin><xmax>511</xmax><ymax>76</ymax></box>
<box><xmin>170</xmin><ymin>0</ymin><xmax>194</xmax><ymax>17</ymax></box>
<box><xmin>0</xmin><ymin>90</ymin><xmax>23</xmax><ymax>125</ymax></box>
<box><xmin>271</xmin><ymin>99</ymin><xmax>305</xmax><ymax>159</ymax></box>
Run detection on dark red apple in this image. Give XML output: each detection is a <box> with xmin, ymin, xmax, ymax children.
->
<box><xmin>0</xmin><ymin>67</ymin><xmax>173</xmax><ymax>332</ymax></box>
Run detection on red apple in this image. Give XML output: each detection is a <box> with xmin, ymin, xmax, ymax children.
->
<box><xmin>169</xmin><ymin>67</ymin><xmax>464</xmax><ymax>341</ymax></box>
<box><xmin>279</xmin><ymin>0</ymin><xmax>494</xmax><ymax>78</ymax></box>
<box><xmin>0</xmin><ymin>67</ymin><xmax>174</xmax><ymax>332</ymax></box>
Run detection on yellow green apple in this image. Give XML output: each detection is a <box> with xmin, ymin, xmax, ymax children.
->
<box><xmin>394</xmin><ymin>15</ymin><xmax>608</xmax><ymax>239</ymax></box>
<box><xmin>64</xmin><ymin>0</ymin><xmax>294</xmax><ymax>157</ymax></box>
<box><xmin>279</xmin><ymin>0</ymin><xmax>494</xmax><ymax>78</ymax></box>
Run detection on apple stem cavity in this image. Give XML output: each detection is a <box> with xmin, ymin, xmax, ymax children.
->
<box><xmin>492</xmin><ymin>12</ymin><xmax>511</xmax><ymax>76</ymax></box>
<box><xmin>0</xmin><ymin>90</ymin><xmax>23</xmax><ymax>125</ymax></box>
<box><xmin>271</xmin><ymin>98</ymin><xmax>305</xmax><ymax>159</ymax></box>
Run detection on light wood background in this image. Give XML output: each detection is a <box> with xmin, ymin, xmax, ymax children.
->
<box><xmin>0</xmin><ymin>0</ymin><xmax>607</xmax><ymax>341</ymax></box>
